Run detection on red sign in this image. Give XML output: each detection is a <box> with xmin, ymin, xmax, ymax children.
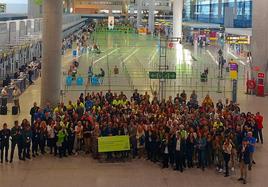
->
<box><xmin>209</xmin><ymin>31</ymin><xmax>217</xmax><ymax>38</ymax></box>
<box><xmin>247</xmin><ymin>80</ymin><xmax>256</xmax><ymax>89</ymax></box>
<box><xmin>252</xmin><ymin>66</ymin><xmax>260</xmax><ymax>71</ymax></box>
<box><xmin>168</xmin><ymin>42</ymin><xmax>174</xmax><ymax>48</ymax></box>
<box><xmin>258</xmin><ymin>73</ymin><xmax>265</xmax><ymax>78</ymax></box>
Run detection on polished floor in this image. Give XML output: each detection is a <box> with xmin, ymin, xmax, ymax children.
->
<box><xmin>0</xmin><ymin>32</ymin><xmax>268</xmax><ymax>187</ymax></box>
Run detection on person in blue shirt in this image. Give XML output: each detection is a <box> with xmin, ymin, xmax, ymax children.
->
<box><xmin>101</xmin><ymin>123</ymin><xmax>111</xmax><ymax>137</ymax></box>
<box><xmin>85</xmin><ymin>99</ymin><xmax>94</xmax><ymax>111</ymax></box>
<box><xmin>34</xmin><ymin>109</ymin><xmax>45</xmax><ymax>122</ymax></box>
<box><xmin>196</xmin><ymin>132</ymin><xmax>207</xmax><ymax>171</ymax></box>
<box><xmin>247</xmin><ymin>131</ymin><xmax>256</xmax><ymax>170</ymax></box>
<box><xmin>43</xmin><ymin>102</ymin><xmax>52</xmax><ymax>117</ymax></box>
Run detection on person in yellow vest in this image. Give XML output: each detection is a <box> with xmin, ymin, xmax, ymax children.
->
<box><xmin>121</xmin><ymin>96</ymin><xmax>128</xmax><ymax>106</ymax></box>
<box><xmin>74</xmin><ymin>100</ymin><xmax>84</xmax><ymax>109</ymax></box>
<box><xmin>66</xmin><ymin>100</ymin><xmax>74</xmax><ymax>112</ymax></box>
<box><xmin>213</xmin><ymin>118</ymin><xmax>224</xmax><ymax>129</ymax></box>
<box><xmin>54</xmin><ymin>103</ymin><xmax>64</xmax><ymax>114</ymax></box>
<box><xmin>112</xmin><ymin>96</ymin><xmax>120</xmax><ymax>106</ymax></box>
<box><xmin>202</xmin><ymin>94</ymin><xmax>214</xmax><ymax>108</ymax></box>
<box><xmin>92</xmin><ymin>105</ymin><xmax>101</xmax><ymax>112</ymax></box>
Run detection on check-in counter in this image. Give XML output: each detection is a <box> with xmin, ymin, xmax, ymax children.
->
<box><xmin>32</xmin><ymin>67</ymin><xmax>40</xmax><ymax>80</ymax></box>
<box><xmin>14</xmin><ymin>77</ymin><xmax>27</xmax><ymax>92</ymax></box>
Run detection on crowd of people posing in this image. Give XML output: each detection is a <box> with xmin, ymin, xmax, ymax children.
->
<box><xmin>0</xmin><ymin>90</ymin><xmax>264</xmax><ymax>184</ymax></box>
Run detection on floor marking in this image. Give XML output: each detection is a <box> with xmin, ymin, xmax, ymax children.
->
<box><xmin>121</xmin><ymin>48</ymin><xmax>140</xmax><ymax>64</ymax></box>
<box><xmin>228</xmin><ymin>51</ymin><xmax>246</xmax><ymax>65</ymax></box>
<box><xmin>206</xmin><ymin>50</ymin><xmax>219</xmax><ymax>65</ymax></box>
<box><xmin>93</xmin><ymin>48</ymin><xmax>119</xmax><ymax>65</ymax></box>
<box><xmin>149</xmin><ymin>49</ymin><xmax>158</xmax><ymax>65</ymax></box>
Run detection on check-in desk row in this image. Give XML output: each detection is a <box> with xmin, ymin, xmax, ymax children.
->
<box><xmin>0</xmin><ymin>68</ymin><xmax>40</xmax><ymax>105</ymax></box>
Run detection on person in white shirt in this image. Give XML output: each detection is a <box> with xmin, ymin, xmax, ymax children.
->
<box><xmin>136</xmin><ymin>125</ymin><xmax>145</xmax><ymax>158</ymax></box>
<box><xmin>74</xmin><ymin>121</ymin><xmax>83</xmax><ymax>155</ymax></box>
<box><xmin>1</xmin><ymin>86</ymin><xmax>8</xmax><ymax>106</ymax></box>
<box><xmin>223</xmin><ymin>138</ymin><xmax>232</xmax><ymax>177</ymax></box>
<box><xmin>19</xmin><ymin>72</ymin><xmax>24</xmax><ymax>79</ymax></box>
<box><xmin>12</xmin><ymin>86</ymin><xmax>21</xmax><ymax>113</ymax></box>
<box><xmin>1</xmin><ymin>86</ymin><xmax>8</xmax><ymax>96</ymax></box>
<box><xmin>174</xmin><ymin>131</ymin><xmax>183</xmax><ymax>172</ymax></box>
<box><xmin>47</xmin><ymin>123</ymin><xmax>55</xmax><ymax>154</ymax></box>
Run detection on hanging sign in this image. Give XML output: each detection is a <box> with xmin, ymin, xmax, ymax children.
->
<box><xmin>34</xmin><ymin>0</ymin><xmax>43</xmax><ymax>5</ymax></box>
<box><xmin>108</xmin><ymin>16</ymin><xmax>115</xmax><ymax>30</ymax></box>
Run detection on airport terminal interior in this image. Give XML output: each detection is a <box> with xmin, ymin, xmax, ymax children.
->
<box><xmin>0</xmin><ymin>0</ymin><xmax>268</xmax><ymax>186</ymax></box>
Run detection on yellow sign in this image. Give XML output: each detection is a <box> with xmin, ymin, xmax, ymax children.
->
<box><xmin>226</xmin><ymin>36</ymin><xmax>250</xmax><ymax>44</ymax></box>
<box><xmin>230</xmin><ymin>71</ymin><xmax>238</xmax><ymax>80</ymax></box>
<box><xmin>98</xmin><ymin>135</ymin><xmax>130</xmax><ymax>153</ymax></box>
<box><xmin>229</xmin><ymin>63</ymin><xmax>238</xmax><ymax>80</ymax></box>
<box><xmin>209</xmin><ymin>37</ymin><xmax>217</xmax><ymax>41</ymax></box>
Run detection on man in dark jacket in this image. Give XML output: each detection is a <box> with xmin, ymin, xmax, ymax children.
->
<box><xmin>173</xmin><ymin>132</ymin><xmax>184</xmax><ymax>172</ymax></box>
<box><xmin>238</xmin><ymin>138</ymin><xmax>251</xmax><ymax>184</ymax></box>
<box><xmin>1</xmin><ymin>123</ymin><xmax>11</xmax><ymax>163</ymax></box>
<box><xmin>22</xmin><ymin>125</ymin><xmax>32</xmax><ymax>160</ymax></box>
<box><xmin>10</xmin><ymin>121</ymin><xmax>21</xmax><ymax>163</ymax></box>
<box><xmin>161</xmin><ymin>134</ymin><xmax>171</xmax><ymax>168</ymax></box>
<box><xmin>30</xmin><ymin>102</ymin><xmax>39</xmax><ymax>125</ymax></box>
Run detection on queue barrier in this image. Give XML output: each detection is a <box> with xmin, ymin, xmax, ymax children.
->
<box><xmin>76</xmin><ymin>76</ymin><xmax>84</xmax><ymax>86</ymax></box>
<box><xmin>65</xmin><ymin>76</ymin><xmax>102</xmax><ymax>87</ymax></box>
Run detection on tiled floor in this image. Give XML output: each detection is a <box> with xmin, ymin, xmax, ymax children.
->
<box><xmin>0</xmin><ymin>32</ymin><xmax>267</xmax><ymax>187</ymax></box>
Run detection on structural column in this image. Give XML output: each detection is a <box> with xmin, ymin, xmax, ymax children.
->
<box><xmin>252</xmin><ymin>0</ymin><xmax>268</xmax><ymax>92</ymax></box>
<box><xmin>129</xmin><ymin>1</ymin><xmax>135</xmax><ymax>25</ymax></box>
<box><xmin>41</xmin><ymin>0</ymin><xmax>63</xmax><ymax>106</ymax></box>
<box><xmin>218</xmin><ymin>0</ymin><xmax>223</xmax><ymax>20</ymax></box>
<box><xmin>66</xmin><ymin>0</ymin><xmax>71</xmax><ymax>13</ymax></box>
<box><xmin>148</xmin><ymin>0</ymin><xmax>155</xmax><ymax>33</ymax></box>
<box><xmin>71</xmin><ymin>0</ymin><xmax>75</xmax><ymax>13</ymax></box>
<box><xmin>136</xmin><ymin>0</ymin><xmax>143</xmax><ymax>29</ymax></box>
<box><xmin>173</xmin><ymin>0</ymin><xmax>183</xmax><ymax>38</ymax></box>
<box><xmin>234</xmin><ymin>0</ymin><xmax>237</xmax><ymax>17</ymax></box>
<box><xmin>28</xmin><ymin>0</ymin><xmax>42</xmax><ymax>18</ymax></box>
<box><xmin>122</xmin><ymin>0</ymin><xmax>128</xmax><ymax>15</ymax></box>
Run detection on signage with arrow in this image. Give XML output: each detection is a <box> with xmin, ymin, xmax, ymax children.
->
<box><xmin>149</xmin><ymin>71</ymin><xmax>176</xmax><ymax>79</ymax></box>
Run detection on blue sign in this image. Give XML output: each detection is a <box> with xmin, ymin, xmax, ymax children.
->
<box><xmin>72</xmin><ymin>50</ymin><xmax>77</xmax><ymax>57</ymax></box>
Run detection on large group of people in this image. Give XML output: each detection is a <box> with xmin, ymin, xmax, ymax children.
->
<box><xmin>0</xmin><ymin>89</ymin><xmax>264</xmax><ymax>184</ymax></box>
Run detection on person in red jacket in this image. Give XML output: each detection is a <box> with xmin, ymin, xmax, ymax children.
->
<box><xmin>255</xmin><ymin>112</ymin><xmax>264</xmax><ymax>144</ymax></box>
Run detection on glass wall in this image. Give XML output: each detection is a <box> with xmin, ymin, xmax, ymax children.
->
<box><xmin>183</xmin><ymin>0</ymin><xmax>252</xmax><ymax>28</ymax></box>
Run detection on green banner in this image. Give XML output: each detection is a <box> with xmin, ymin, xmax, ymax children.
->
<box><xmin>98</xmin><ymin>136</ymin><xmax>130</xmax><ymax>153</ymax></box>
